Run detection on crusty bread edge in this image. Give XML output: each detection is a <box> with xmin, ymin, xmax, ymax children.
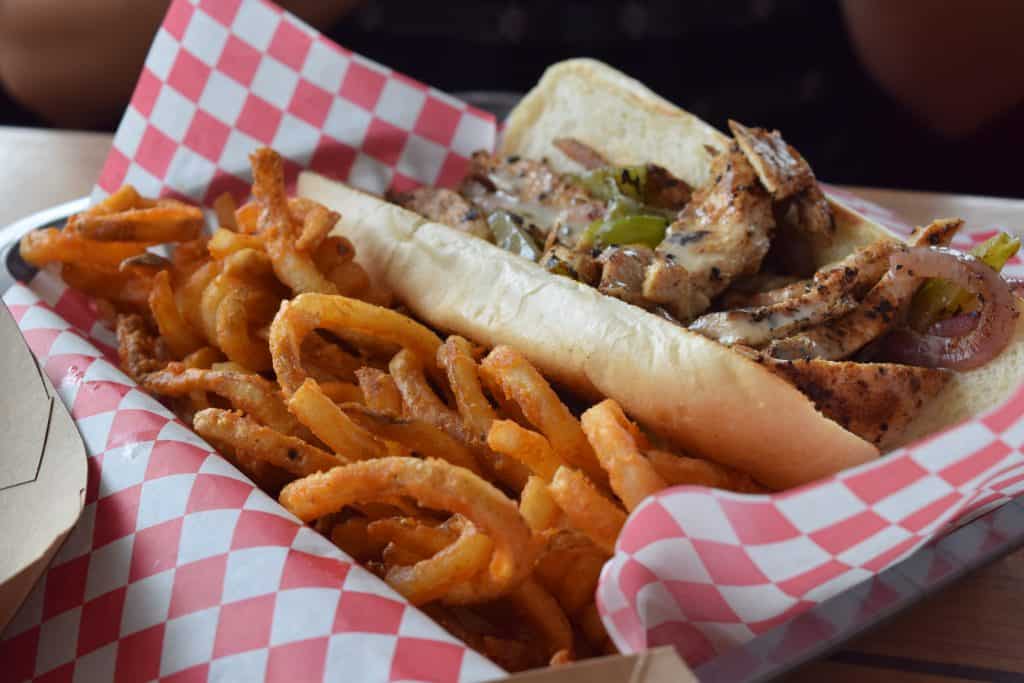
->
<box><xmin>300</xmin><ymin>172</ymin><xmax>879</xmax><ymax>490</ymax></box>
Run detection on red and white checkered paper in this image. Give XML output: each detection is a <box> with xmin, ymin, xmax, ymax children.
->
<box><xmin>4</xmin><ymin>0</ymin><xmax>1024</xmax><ymax>678</ymax></box>
<box><xmin>93</xmin><ymin>0</ymin><xmax>495</xmax><ymax>204</ymax></box>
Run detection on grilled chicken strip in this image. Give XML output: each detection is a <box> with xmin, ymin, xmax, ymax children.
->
<box><xmin>643</xmin><ymin>145</ymin><xmax>775</xmax><ymax>322</ymax></box>
<box><xmin>717</xmin><ymin>273</ymin><xmax>805</xmax><ymax>309</ymax></box>
<box><xmin>767</xmin><ymin>219</ymin><xmax>964</xmax><ymax>360</ymax></box>
<box><xmin>729</xmin><ymin>120</ymin><xmax>814</xmax><ymax>199</ymax></box>
<box><xmin>757</xmin><ymin>356</ymin><xmax>950</xmax><ymax>448</ymax></box>
<box><xmin>390</xmin><ymin>188</ymin><xmax>490</xmax><ymax>239</ymax></box>
<box><xmin>730</xmin><ymin>120</ymin><xmax>834</xmax><ymax>245</ymax></box>
<box><xmin>596</xmin><ymin>246</ymin><xmax>655</xmax><ymax>305</ymax></box>
<box><xmin>731</xmin><ymin>217</ymin><xmax>962</xmax><ymax>310</ymax></box>
<box><xmin>690</xmin><ymin>239</ymin><xmax>898</xmax><ymax>346</ymax></box>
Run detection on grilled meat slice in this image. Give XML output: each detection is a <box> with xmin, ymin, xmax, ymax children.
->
<box><xmin>733</xmin><ymin>217</ymin><xmax>961</xmax><ymax>311</ymax></box>
<box><xmin>390</xmin><ymin>188</ymin><xmax>490</xmax><ymax>240</ymax></box>
<box><xmin>644</xmin><ymin>145</ymin><xmax>775</xmax><ymax>322</ymax></box>
<box><xmin>690</xmin><ymin>291</ymin><xmax>858</xmax><ymax>347</ymax></box>
<box><xmin>691</xmin><ymin>239</ymin><xmax>898</xmax><ymax>346</ymax></box>
<box><xmin>596</xmin><ymin>246</ymin><xmax>655</xmax><ymax>306</ymax></box>
<box><xmin>784</xmin><ymin>184</ymin><xmax>833</xmax><ymax>240</ymax></box>
<box><xmin>730</xmin><ymin>120</ymin><xmax>835</xmax><ymax>249</ymax></box>
<box><xmin>759</xmin><ymin>356</ymin><xmax>950</xmax><ymax>448</ymax></box>
<box><xmin>728</xmin><ymin>120</ymin><xmax>814</xmax><ymax>200</ymax></box>
<box><xmin>717</xmin><ymin>273</ymin><xmax>805</xmax><ymax>309</ymax></box>
<box><xmin>767</xmin><ymin>219</ymin><xmax>964</xmax><ymax>360</ymax></box>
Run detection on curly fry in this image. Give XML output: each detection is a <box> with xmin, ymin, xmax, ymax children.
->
<box><xmin>295</xmin><ymin>202</ymin><xmax>338</xmax><ymax>252</ymax></box>
<box><xmin>116</xmin><ymin>314</ymin><xmax>166</xmax><ymax>381</ymax></box>
<box><xmin>581</xmin><ymin>400</ymin><xmax>666</xmax><ymax>511</ymax></box>
<box><xmin>149</xmin><ymin>270</ymin><xmax>204</xmax><ymax>359</ymax></box>
<box><xmin>280</xmin><ymin>457</ymin><xmax>538</xmax><ymax>603</ymax></box>
<box><xmin>355</xmin><ymin>368</ymin><xmax>404</xmax><ymax>416</ymax></box>
<box><xmin>194</xmin><ymin>408</ymin><xmax>344</xmax><ymax>478</ymax></box>
<box><xmin>547</xmin><ymin>467</ymin><xmax>625</xmax><ymax>555</ymax></box>
<box><xmin>142</xmin><ymin>367</ymin><xmax>300</xmax><ymax>436</ymax></box>
<box><xmin>481</xmin><ymin>347</ymin><xmax>605</xmax><ymax>487</ymax></box>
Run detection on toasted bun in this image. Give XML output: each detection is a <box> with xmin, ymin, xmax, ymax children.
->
<box><xmin>299</xmin><ymin>172</ymin><xmax>878</xmax><ymax>490</ymax></box>
<box><xmin>298</xmin><ymin>58</ymin><xmax>1024</xmax><ymax>488</ymax></box>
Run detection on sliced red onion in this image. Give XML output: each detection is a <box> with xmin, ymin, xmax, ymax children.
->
<box><xmin>882</xmin><ymin>247</ymin><xmax>1017</xmax><ymax>370</ymax></box>
<box><xmin>928</xmin><ymin>312</ymin><xmax>979</xmax><ymax>338</ymax></box>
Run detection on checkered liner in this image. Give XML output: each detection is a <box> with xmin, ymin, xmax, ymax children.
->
<box><xmin>0</xmin><ymin>275</ymin><xmax>504</xmax><ymax>682</ymax></box>
<box><xmin>5</xmin><ymin>0</ymin><xmax>1024</xmax><ymax>678</ymax></box>
<box><xmin>93</xmin><ymin>0</ymin><xmax>495</xmax><ymax>204</ymax></box>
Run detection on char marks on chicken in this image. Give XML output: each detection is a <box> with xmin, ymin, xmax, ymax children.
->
<box><xmin>645</xmin><ymin>144</ymin><xmax>776</xmax><ymax>321</ymax></box>
<box><xmin>691</xmin><ymin>239</ymin><xmax>898</xmax><ymax>346</ymax></box>
<box><xmin>758</xmin><ymin>356</ymin><xmax>950</xmax><ymax>448</ymax></box>
<box><xmin>765</xmin><ymin>219</ymin><xmax>963</xmax><ymax>361</ymax></box>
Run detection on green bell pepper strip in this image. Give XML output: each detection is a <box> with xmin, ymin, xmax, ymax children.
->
<box><xmin>487</xmin><ymin>210</ymin><xmax>542</xmax><ymax>261</ymax></box>
<box><xmin>581</xmin><ymin>214</ymin><xmax>669</xmax><ymax>250</ymax></box>
<box><xmin>573</xmin><ymin>165</ymin><xmax>647</xmax><ymax>202</ymax></box>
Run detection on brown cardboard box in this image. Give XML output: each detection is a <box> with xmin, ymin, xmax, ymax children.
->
<box><xmin>0</xmin><ymin>303</ymin><xmax>87</xmax><ymax>631</ymax></box>
<box><xmin>502</xmin><ymin>647</ymin><xmax>697</xmax><ymax>681</ymax></box>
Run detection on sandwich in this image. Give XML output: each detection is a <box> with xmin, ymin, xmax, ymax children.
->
<box><xmin>298</xmin><ymin>59</ymin><xmax>1024</xmax><ymax>490</ymax></box>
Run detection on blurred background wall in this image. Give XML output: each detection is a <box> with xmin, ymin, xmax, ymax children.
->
<box><xmin>2</xmin><ymin>0</ymin><xmax>1022</xmax><ymax>197</ymax></box>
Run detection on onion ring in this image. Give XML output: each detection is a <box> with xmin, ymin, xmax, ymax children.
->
<box><xmin>883</xmin><ymin>247</ymin><xmax>1017</xmax><ymax>370</ymax></box>
<box><xmin>928</xmin><ymin>312</ymin><xmax>980</xmax><ymax>338</ymax></box>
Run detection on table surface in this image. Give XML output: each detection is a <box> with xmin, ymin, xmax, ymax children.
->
<box><xmin>4</xmin><ymin>125</ymin><xmax>1023</xmax><ymax>682</ymax></box>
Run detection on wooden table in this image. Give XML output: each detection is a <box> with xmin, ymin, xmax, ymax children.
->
<box><xmin>3</xmin><ymin>125</ymin><xmax>1023</xmax><ymax>682</ymax></box>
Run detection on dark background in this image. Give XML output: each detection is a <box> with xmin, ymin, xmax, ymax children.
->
<box><xmin>3</xmin><ymin>0</ymin><xmax>1022</xmax><ymax>198</ymax></box>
